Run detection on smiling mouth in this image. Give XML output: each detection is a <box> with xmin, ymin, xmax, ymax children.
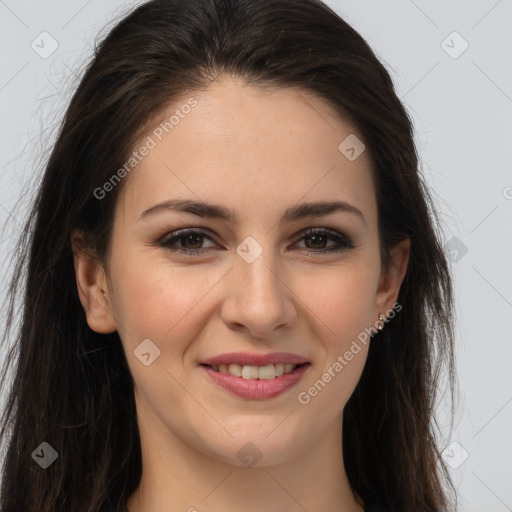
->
<box><xmin>201</xmin><ymin>362</ymin><xmax>308</xmax><ymax>380</ymax></box>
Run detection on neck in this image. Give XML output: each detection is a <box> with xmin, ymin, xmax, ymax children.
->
<box><xmin>127</xmin><ymin>393</ymin><xmax>365</xmax><ymax>512</ymax></box>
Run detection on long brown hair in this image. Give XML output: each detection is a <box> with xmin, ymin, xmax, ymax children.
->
<box><xmin>0</xmin><ymin>0</ymin><xmax>457</xmax><ymax>510</ymax></box>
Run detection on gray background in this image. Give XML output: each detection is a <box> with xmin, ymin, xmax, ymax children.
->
<box><xmin>1</xmin><ymin>1</ymin><xmax>511</xmax><ymax>510</ymax></box>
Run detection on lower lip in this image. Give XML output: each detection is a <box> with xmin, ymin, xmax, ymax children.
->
<box><xmin>201</xmin><ymin>363</ymin><xmax>311</xmax><ymax>400</ymax></box>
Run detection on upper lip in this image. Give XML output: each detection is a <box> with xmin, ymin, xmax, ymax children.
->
<box><xmin>200</xmin><ymin>352</ymin><xmax>310</xmax><ymax>367</ymax></box>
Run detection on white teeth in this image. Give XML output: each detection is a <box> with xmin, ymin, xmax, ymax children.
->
<box><xmin>211</xmin><ymin>362</ymin><xmax>299</xmax><ymax>379</ymax></box>
<box><xmin>257</xmin><ymin>364</ymin><xmax>276</xmax><ymax>380</ymax></box>
<box><xmin>227</xmin><ymin>363</ymin><xmax>242</xmax><ymax>377</ymax></box>
<box><xmin>241</xmin><ymin>365</ymin><xmax>259</xmax><ymax>379</ymax></box>
<box><xmin>274</xmin><ymin>363</ymin><xmax>284</xmax><ymax>377</ymax></box>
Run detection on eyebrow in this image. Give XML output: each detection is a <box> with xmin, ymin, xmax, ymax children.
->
<box><xmin>138</xmin><ymin>199</ymin><xmax>366</xmax><ymax>225</ymax></box>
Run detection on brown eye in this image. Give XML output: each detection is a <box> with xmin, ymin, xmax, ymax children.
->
<box><xmin>158</xmin><ymin>227</ymin><xmax>355</xmax><ymax>257</ymax></box>
<box><xmin>178</xmin><ymin>233</ymin><xmax>204</xmax><ymax>250</ymax></box>
<box><xmin>294</xmin><ymin>228</ymin><xmax>354</xmax><ymax>255</ymax></box>
<box><xmin>159</xmin><ymin>229</ymin><xmax>218</xmax><ymax>255</ymax></box>
<box><xmin>304</xmin><ymin>233</ymin><xmax>329</xmax><ymax>250</ymax></box>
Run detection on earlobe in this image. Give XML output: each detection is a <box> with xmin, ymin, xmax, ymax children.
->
<box><xmin>375</xmin><ymin>238</ymin><xmax>410</xmax><ymax>317</ymax></box>
<box><xmin>71</xmin><ymin>229</ymin><xmax>117</xmax><ymax>334</ymax></box>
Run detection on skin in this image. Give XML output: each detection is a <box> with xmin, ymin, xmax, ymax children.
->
<box><xmin>72</xmin><ymin>75</ymin><xmax>409</xmax><ymax>512</ymax></box>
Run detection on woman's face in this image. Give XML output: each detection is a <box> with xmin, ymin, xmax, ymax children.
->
<box><xmin>76</xmin><ymin>76</ymin><xmax>408</xmax><ymax>467</ymax></box>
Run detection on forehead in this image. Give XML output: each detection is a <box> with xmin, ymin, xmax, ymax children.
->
<box><xmin>115</xmin><ymin>77</ymin><xmax>377</xmax><ymax>227</ymax></box>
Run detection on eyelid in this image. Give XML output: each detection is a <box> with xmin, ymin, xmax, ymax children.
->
<box><xmin>157</xmin><ymin>227</ymin><xmax>219</xmax><ymax>248</ymax></box>
<box><xmin>291</xmin><ymin>227</ymin><xmax>354</xmax><ymax>249</ymax></box>
<box><xmin>158</xmin><ymin>226</ymin><xmax>355</xmax><ymax>255</ymax></box>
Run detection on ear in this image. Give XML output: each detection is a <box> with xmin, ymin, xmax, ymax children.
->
<box><xmin>374</xmin><ymin>238</ymin><xmax>410</xmax><ymax>320</ymax></box>
<box><xmin>71</xmin><ymin>229</ymin><xmax>117</xmax><ymax>334</ymax></box>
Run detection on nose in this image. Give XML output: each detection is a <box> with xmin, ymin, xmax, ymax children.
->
<box><xmin>220</xmin><ymin>242</ymin><xmax>298</xmax><ymax>339</ymax></box>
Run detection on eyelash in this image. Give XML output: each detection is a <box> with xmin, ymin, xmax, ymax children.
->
<box><xmin>157</xmin><ymin>227</ymin><xmax>355</xmax><ymax>256</ymax></box>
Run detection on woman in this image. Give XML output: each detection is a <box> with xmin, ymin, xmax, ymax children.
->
<box><xmin>0</xmin><ymin>0</ymin><xmax>457</xmax><ymax>511</ymax></box>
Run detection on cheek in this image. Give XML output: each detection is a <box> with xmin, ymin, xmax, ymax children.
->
<box><xmin>108</xmin><ymin>248</ymin><xmax>222</xmax><ymax>350</ymax></box>
<box><xmin>110</xmin><ymin>245</ymin><xmax>380</xmax><ymax>350</ymax></box>
<box><xmin>108</xmin><ymin>253</ymin><xmax>223</xmax><ymax>406</ymax></box>
<box><xmin>294</xmin><ymin>259</ymin><xmax>379</xmax><ymax>343</ymax></box>
<box><xmin>290</xmin><ymin>259</ymin><xmax>378</xmax><ymax>403</ymax></box>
